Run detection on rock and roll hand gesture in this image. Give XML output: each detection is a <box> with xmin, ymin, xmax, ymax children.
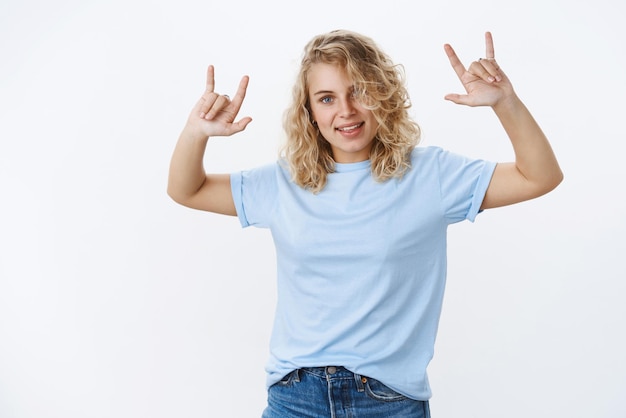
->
<box><xmin>187</xmin><ymin>65</ymin><xmax>252</xmax><ymax>139</ymax></box>
<box><xmin>442</xmin><ymin>32</ymin><xmax>563</xmax><ymax>209</ymax></box>
<box><xmin>444</xmin><ymin>32</ymin><xmax>514</xmax><ymax>108</ymax></box>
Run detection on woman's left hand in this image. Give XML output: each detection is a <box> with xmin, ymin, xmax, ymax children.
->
<box><xmin>444</xmin><ymin>32</ymin><xmax>515</xmax><ymax>107</ymax></box>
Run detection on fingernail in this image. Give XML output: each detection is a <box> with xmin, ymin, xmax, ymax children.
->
<box><xmin>488</xmin><ymin>76</ymin><xmax>495</xmax><ymax>82</ymax></box>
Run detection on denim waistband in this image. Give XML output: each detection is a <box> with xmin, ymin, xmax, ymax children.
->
<box><xmin>295</xmin><ymin>366</ymin><xmax>366</xmax><ymax>389</ymax></box>
<box><xmin>265</xmin><ymin>366</ymin><xmax>431</xmax><ymax>417</ymax></box>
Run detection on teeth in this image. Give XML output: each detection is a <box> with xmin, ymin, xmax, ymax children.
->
<box><xmin>338</xmin><ymin>123</ymin><xmax>361</xmax><ymax>132</ymax></box>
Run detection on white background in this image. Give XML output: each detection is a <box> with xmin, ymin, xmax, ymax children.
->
<box><xmin>1</xmin><ymin>0</ymin><xmax>624</xmax><ymax>417</ymax></box>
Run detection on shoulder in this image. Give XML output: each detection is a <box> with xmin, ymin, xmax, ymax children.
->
<box><xmin>410</xmin><ymin>145</ymin><xmax>490</xmax><ymax>169</ymax></box>
<box><xmin>233</xmin><ymin>159</ymin><xmax>298</xmax><ymax>194</ymax></box>
<box><xmin>407</xmin><ymin>146</ymin><xmax>447</xmax><ymax>174</ymax></box>
<box><xmin>410</xmin><ymin>145</ymin><xmax>445</xmax><ymax>160</ymax></box>
<box><xmin>236</xmin><ymin>160</ymin><xmax>284</xmax><ymax>180</ymax></box>
<box><xmin>406</xmin><ymin>146</ymin><xmax>495</xmax><ymax>190</ymax></box>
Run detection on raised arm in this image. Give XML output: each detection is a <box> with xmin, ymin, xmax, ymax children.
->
<box><xmin>444</xmin><ymin>32</ymin><xmax>563</xmax><ymax>210</ymax></box>
<box><xmin>167</xmin><ymin>65</ymin><xmax>252</xmax><ymax>215</ymax></box>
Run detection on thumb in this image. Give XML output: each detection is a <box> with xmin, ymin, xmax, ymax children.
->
<box><xmin>224</xmin><ymin>116</ymin><xmax>253</xmax><ymax>136</ymax></box>
<box><xmin>444</xmin><ymin>93</ymin><xmax>472</xmax><ymax>106</ymax></box>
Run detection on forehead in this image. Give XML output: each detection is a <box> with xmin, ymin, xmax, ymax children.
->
<box><xmin>307</xmin><ymin>63</ymin><xmax>352</xmax><ymax>91</ymax></box>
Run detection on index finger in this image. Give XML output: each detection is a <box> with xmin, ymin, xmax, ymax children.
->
<box><xmin>485</xmin><ymin>31</ymin><xmax>495</xmax><ymax>59</ymax></box>
<box><xmin>228</xmin><ymin>74</ymin><xmax>250</xmax><ymax>113</ymax></box>
<box><xmin>444</xmin><ymin>43</ymin><xmax>467</xmax><ymax>80</ymax></box>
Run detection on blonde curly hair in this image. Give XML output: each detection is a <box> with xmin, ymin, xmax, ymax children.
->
<box><xmin>281</xmin><ymin>29</ymin><xmax>421</xmax><ymax>193</ymax></box>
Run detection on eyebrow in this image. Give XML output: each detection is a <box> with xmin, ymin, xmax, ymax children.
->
<box><xmin>312</xmin><ymin>86</ymin><xmax>356</xmax><ymax>96</ymax></box>
<box><xmin>312</xmin><ymin>90</ymin><xmax>335</xmax><ymax>96</ymax></box>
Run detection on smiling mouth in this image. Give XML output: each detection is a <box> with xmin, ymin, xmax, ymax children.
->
<box><xmin>336</xmin><ymin>122</ymin><xmax>364</xmax><ymax>132</ymax></box>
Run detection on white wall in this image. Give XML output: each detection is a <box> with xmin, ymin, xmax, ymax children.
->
<box><xmin>1</xmin><ymin>0</ymin><xmax>624</xmax><ymax>417</ymax></box>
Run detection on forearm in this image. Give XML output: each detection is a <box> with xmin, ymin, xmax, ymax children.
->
<box><xmin>167</xmin><ymin>126</ymin><xmax>210</xmax><ymax>203</ymax></box>
<box><xmin>493</xmin><ymin>94</ymin><xmax>563</xmax><ymax>193</ymax></box>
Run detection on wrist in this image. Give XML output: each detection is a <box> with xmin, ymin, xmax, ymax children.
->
<box><xmin>492</xmin><ymin>91</ymin><xmax>523</xmax><ymax>115</ymax></box>
<box><xmin>181</xmin><ymin>123</ymin><xmax>210</xmax><ymax>144</ymax></box>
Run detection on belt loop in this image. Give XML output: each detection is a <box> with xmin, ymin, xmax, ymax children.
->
<box><xmin>354</xmin><ymin>373</ymin><xmax>365</xmax><ymax>392</ymax></box>
<box><xmin>293</xmin><ymin>368</ymin><xmax>301</xmax><ymax>383</ymax></box>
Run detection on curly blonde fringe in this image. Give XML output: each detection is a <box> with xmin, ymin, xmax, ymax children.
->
<box><xmin>281</xmin><ymin>29</ymin><xmax>421</xmax><ymax>193</ymax></box>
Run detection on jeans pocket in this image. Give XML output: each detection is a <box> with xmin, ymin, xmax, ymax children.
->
<box><xmin>275</xmin><ymin>370</ymin><xmax>299</xmax><ymax>387</ymax></box>
<box><xmin>363</xmin><ymin>377</ymin><xmax>408</xmax><ymax>402</ymax></box>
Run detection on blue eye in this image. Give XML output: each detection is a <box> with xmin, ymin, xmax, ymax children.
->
<box><xmin>320</xmin><ymin>96</ymin><xmax>333</xmax><ymax>104</ymax></box>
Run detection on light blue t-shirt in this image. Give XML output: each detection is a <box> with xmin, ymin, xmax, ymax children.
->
<box><xmin>230</xmin><ymin>146</ymin><xmax>496</xmax><ymax>400</ymax></box>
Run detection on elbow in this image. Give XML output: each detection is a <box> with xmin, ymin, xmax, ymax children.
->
<box><xmin>167</xmin><ymin>184</ymin><xmax>188</xmax><ymax>207</ymax></box>
<box><xmin>167</xmin><ymin>189</ymin><xmax>181</xmax><ymax>205</ymax></box>
<box><xmin>166</xmin><ymin>182</ymin><xmax>177</xmax><ymax>202</ymax></box>
<box><xmin>549</xmin><ymin>167</ymin><xmax>564</xmax><ymax>192</ymax></box>
<box><xmin>536</xmin><ymin>168</ymin><xmax>564</xmax><ymax>197</ymax></box>
<box><xmin>555</xmin><ymin>169</ymin><xmax>564</xmax><ymax>189</ymax></box>
<box><xmin>166</xmin><ymin>187</ymin><xmax>177</xmax><ymax>203</ymax></box>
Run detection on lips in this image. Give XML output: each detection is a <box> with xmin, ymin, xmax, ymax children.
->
<box><xmin>336</xmin><ymin>122</ymin><xmax>364</xmax><ymax>132</ymax></box>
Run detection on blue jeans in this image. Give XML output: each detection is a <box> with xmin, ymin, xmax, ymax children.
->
<box><xmin>262</xmin><ymin>366</ymin><xmax>430</xmax><ymax>418</ymax></box>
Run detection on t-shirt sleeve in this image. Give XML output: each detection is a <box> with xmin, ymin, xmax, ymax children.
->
<box><xmin>230</xmin><ymin>163</ymin><xmax>279</xmax><ymax>228</ymax></box>
<box><xmin>436</xmin><ymin>148</ymin><xmax>497</xmax><ymax>223</ymax></box>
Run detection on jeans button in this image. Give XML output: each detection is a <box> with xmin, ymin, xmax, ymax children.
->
<box><xmin>327</xmin><ymin>366</ymin><xmax>337</xmax><ymax>374</ymax></box>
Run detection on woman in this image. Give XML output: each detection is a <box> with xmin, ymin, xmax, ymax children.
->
<box><xmin>168</xmin><ymin>29</ymin><xmax>562</xmax><ymax>417</ymax></box>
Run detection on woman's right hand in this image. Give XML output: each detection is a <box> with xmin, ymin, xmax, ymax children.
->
<box><xmin>186</xmin><ymin>65</ymin><xmax>252</xmax><ymax>139</ymax></box>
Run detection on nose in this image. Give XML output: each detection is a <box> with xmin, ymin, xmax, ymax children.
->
<box><xmin>338</xmin><ymin>96</ymin><xmax>356</xmax><ymax>117</ymax></box>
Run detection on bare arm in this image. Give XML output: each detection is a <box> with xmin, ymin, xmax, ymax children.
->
<box><xmin>444</xmin><ymin>32</ymin><xmax>563</xmax><ymax>210</ymax></box>
<box><xmin>167</xmin><ymin>65</ymin><xmax>252</xmax><ymax>215</ymax></box>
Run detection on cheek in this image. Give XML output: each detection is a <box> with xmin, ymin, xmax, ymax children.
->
<box><xmin>311</xmin><ymin>108</ymin><xmax>330</xmax><ymax>126</ymax></box>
